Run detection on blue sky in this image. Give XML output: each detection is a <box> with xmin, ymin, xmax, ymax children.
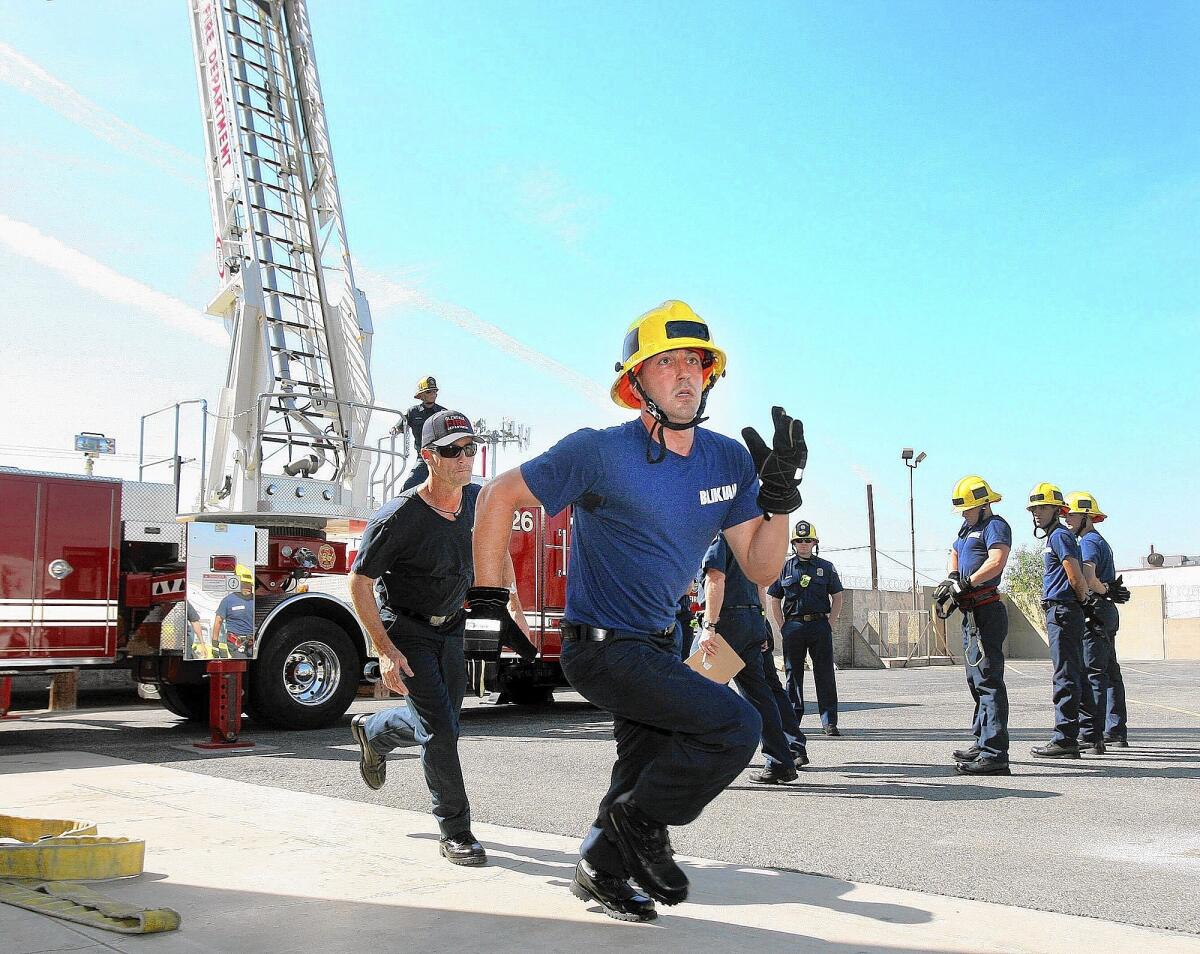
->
<box><xmin>0</xmin><ymin>1</ymin><xmax>1196</xmax><ymax>583</ymax></box>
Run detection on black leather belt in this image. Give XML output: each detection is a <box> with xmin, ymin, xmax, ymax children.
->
<box><xmin>788</xmin><ymin>613</ymin><xmax>828</xmax><ymax>622</ymax></box>
<box><xmin>724</xmin><ymin>604</ymin><xmax>762</xmax><ymax>611</ymax></box>
<box><xmin>1041</xmin><ymin>598</ymin><xmax>1078</xmax><ymax>610</ymax></box>
<box><xmin>560</xmin><ymin>621</ymin><xmax>674</xmax><ymax>642</ymax></box>
<box><xmin>394</xmin><ymin>606</ymin><xmax>462</xmax><ymax>628</ymax></box>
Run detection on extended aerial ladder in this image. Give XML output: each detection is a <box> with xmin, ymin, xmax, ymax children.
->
<box><xmin>189</xmin><ymin>0</ymin><xmax>384</xmax><ymax>526</ymax></box>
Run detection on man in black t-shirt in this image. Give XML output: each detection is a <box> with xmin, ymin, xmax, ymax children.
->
<box><xmin>393</xmin><ymin>375</ymin><xmax>447</xmax><ymax>492</ymax></box>
<box><xmin>348</xmin><ymin>410</ymin><xmax>531</xmax><ymax>867</ymax></box>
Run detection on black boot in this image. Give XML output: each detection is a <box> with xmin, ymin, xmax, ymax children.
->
<box><xmin>794</xmin><ymin>748</ymin><xmax>811</xmax><ymax>768</ymax></box>
<box><xmin>954</xmin><ymin>757</ymin><xmax>1012</xmax><ymax>776</ymax></box>
<box><xmin>1031</xmin><ymin>740</ymin><xmax>1081</xmax><ymax>759</ymax></box>
<box><xmin>350</xmin><ymin>714</ymin><xmax>386</xmax><ymax>790</ymax></box>
<box><xmin>952</xmin><ymin>744</ymin><xmax>981</xmax><ymax>763</ymax></box>
<box><xmin>749</xmin><ymin>763</ymin><xmax>799</xmax><ymax>784</ymax></box>
<box><xmin>570</xmin><ymin>861</ymin><xmax>657</xmax><ymax>922</ymax></box>
<box><xmin>439</xmin><ymin>830</ymin><xmax>487</xmax><ymax>866</ymax></box>
<box><xmin>607</xmin><ymin>800</ymin><xmax>689</xmax><ymax>906</ymax></box>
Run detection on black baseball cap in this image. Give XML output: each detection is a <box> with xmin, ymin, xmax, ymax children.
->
<box><xmin>421</xmin><ymin>409</ymin><xmax>486</xmax><ymax>448</ymax></box>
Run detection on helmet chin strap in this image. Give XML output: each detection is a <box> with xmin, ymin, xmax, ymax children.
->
<box><xmin>1032</xmin><ymin>511</ymin><xmax>1059</xmax><ymax>539</ymax></box>
<box><xmin>627</xmin><ymin>371</ymin><xmax>716</xmax><ymax>465</ymax></box>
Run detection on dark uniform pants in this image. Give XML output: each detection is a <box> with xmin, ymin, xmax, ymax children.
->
<box><xmin>1079</xmin><ymin>603</ymin><xmax>1113</xmax><ymax>743</ymax></box>
<box><xmin>719</xmin><ymin>607</ymin><xmax>794</xmax><ymax>772</ymax></box>
<box><xmin>363</xmin><ymin>617</ymin><xmax>470</xmax><ymax>838</ymax></box>
<box><xmin>1045</xmin><ymin>601</ymin><xmax>1092</xmax><ymax>745</ymax></box>
<box><xmin>1089</xmin><ymin>600</ymin><xmax>1127</xmax><ymax>739</ymax></box>
<box><xmin>781</xmin><ymin>618</ymin><xmax>838</xmax><ymax>728</ymax></box>
<box><xmin>400</xmin><ymin>459</ymin><xmax>429</xmax><ymax>493</ymax></box>
<box><xmin>760</xmin><ymin>621</ymin><xmax>807</xmax><ymax>756</ymax></box>
<box><xmin>563</xmin><ymin>629</ymin><xmax>760</xmax><ymax>880</ymax></box>
<box><xmin>961</xmin><ymin>600</ymin><xmax>1010</xmax><ymax>759</ymax></box>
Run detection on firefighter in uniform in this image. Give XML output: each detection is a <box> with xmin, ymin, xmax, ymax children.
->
<box><xmin>394</xmin><ymin>376</ymin><xmax>446</xmax><ymax>493</ymax></box>
<box><xmin>944</xmin><ymin>476</ymin><xmax>1013</xmax><ymax>776</ymax></box>
<box><xmin>1064</xmin><ymin>492</ymin><xmax>1131</xmax><ymax>748</ymax></box>
<box><xmin>1027</xmin><ymin>483</ymin><xmax>1101</xmax><ymax>759</ymax></box>
<box><xmin>213</xmin><ymin>565</ymin><xmax>256</xmax><ymax>659</ymax></box>
<box><xmin>767</xmin><ymin>521</ymin><xmax>845</xmax><ymax>736</ymax></box>
<box><xmin>470</xmin><ymin>300</ymin><xmax>804</xmax><ymax>922</ymax></box>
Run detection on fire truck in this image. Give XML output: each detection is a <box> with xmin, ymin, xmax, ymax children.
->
<box><xmin>0</xmin><ymin>0</ymin><xmax>572</xmax><ymax>735</ymax></box>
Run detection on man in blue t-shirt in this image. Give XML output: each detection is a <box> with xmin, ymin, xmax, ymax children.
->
<box><xmin>469</xmin><ymin>301</ymin><xmax>805</xmax><ymax>923</ymax></box>
<box><xmin>1064</xmin><ymin>492</ymin><xmax>1131</xmax><ymax>749</ymax></box>
<box><xmin>1026</xmin><ymin>483</ymin><xmax>1098</xmax><ymax>759</ymax></box>
<box><xmin>766</xmin><ymin>520</ymin><xmax>844</xmax><ymax>736</ymax></box>
<box><xmin>943</xmin><ymin>475</ymin><xmax>1012</xmax><ymax>775</ymax></box>
<box><xmin>214</xmin><ymin>565</ymin><xmax>256</xmax><ymax>658</ymax></box>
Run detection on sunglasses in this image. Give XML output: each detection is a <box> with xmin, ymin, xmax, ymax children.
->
<box><xmin>429</xmin><ymin>441</ymin><xmax>479</xmax><ymax>459</ymax></box>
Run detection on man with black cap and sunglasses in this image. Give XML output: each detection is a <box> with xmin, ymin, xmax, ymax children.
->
<box><xmin>470</xmin><ymin>300</ymin><xmax>805</xmax><ymax>923</ymax></box>
<box><xmin>347</xmin><ymin>409</ymin><xmax>534</xmax><ymax>868</ymax></box>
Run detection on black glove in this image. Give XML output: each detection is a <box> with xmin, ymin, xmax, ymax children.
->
<box><xmin>464</xmin><ymin>586</ymin><xmax>538</xmax><ymax>661</ymax></box>
<box><xmin>1081</xmin><ymin>594</ymin><xmax>1101</xmax><ymax>622</ymax></box>
<box><xmin>742</xmin><ymin>406</ymin><xmax>807</xmax><ymax>515</ymax></box>
<box><xmin>1106</xmin><ymin>575</ymin><xmax>1131</xmax><ymax>604</ymax></box>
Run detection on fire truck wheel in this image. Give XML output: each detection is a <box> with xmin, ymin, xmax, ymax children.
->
<box><xmin>250</xmin><ymin>617</ymin><xmax>359</xmax><ymax>729</ymax></box>
<box><xmin>157</xmin><ymin>683</ymin><xmax>210</xmax><ymax>722</ymax></box>
<box><xmin>504</xmin><ymin>681</ymin><xmax>555</xmax><ymax>707</ymax></box>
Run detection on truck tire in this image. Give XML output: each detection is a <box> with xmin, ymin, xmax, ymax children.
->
<box><xmin>504</xmin><ymin>680</ymin><xmax>554</xmax><ymax>707</ymax></box>
<box><xmin>158</xmin><ymin>683</ymin><xmax>209</xmax><ymax>722</ymax></box>
<box><xmin>249</xmin><ymin>617</ymin><xmax>358</xmax><ymax>729</ymax></box>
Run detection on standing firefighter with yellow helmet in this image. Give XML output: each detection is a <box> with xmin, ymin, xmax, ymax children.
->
<box><xmin>941</xmin><ymin>476</ymin><xmax>1013</xmax><ymax>775</ymax></box>
<box><xmin>471</xmin><ymin>300</ymin><xmax>805</xmax><ymax>922</ymax></box>
<box><xmin>1063</xmin><ymin>492</ymin><xmax>1132</xmax><ymax>749</ymax></box>
<box><xmin>1027</xmin><ymin>483</ymin><xmax>1101</xmax><ymax>758</ymax></box>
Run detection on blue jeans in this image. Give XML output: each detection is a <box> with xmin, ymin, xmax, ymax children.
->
<box><xmin>781</xmin><ymin>618</ymin><xmax>838</xmax><ymax>728</ymax></box>
<box><xmin>760</xmin><ymin>627</ymin><xmax>807</xmax><ymax>756</ymax></box>
<box><xmin>961</xmin><ymin>601</ymin><xmax>1010</xmax><ymax>759</ymax></box>
<box><xmin>1045</xmin><ymin>601</ymin><xmax>1089</xmax><ymax>745</ymax></box>
<box><xmin>719</xmin><ymin>607</ymin><xmax>794</xmax><ymax>772</ymax></box>
<box><xmin>564</xmin><ymin>628</ymin><xmax>760</xmax><ymax>879</ymax></box>
<box><xmin>363</xmin><ymin>616</ymin><xmax>470</xmax><ymax>837</ymax></box>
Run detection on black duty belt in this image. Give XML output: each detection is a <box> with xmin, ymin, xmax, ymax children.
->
<box><xmin>724</xmin><ymin>604</ymin><xmax>763</xmax><ymax>612</ymax></box>
<box><xmin>1040</xmin><ymin>598</ymin><xmax>1078</xmax><ymax>610</ymax></box>
<box><xmin>394</xmin><ymin>606</ymin><xmax>462</xmax><ymax>628</ymax></box>
<box><xmin>560</xmin><ymin>621</ymin><xmax>674</xmax><ymax>643</ymax></box>
<box><xmin>787</xmin><ymin>613</ymin><xmax>828</xmax><ymax>623</ymax></box>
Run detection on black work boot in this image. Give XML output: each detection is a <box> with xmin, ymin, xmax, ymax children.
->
<box><xmin>350</xmin><ymin>713</ymin><xmax>386</xmax><ymax>790</ymax></box>
<box><xmin>570</xmin><ymin>860</ymin><xmax>657</xmax><ymax>922</ymax></box>
<box><xmin>749</xmin><ymin>763</ymin><xmax>799</xmax><ymax>785</ymax></box>
<box><xmin>823</xmin><ymin>724</ymin><xmax>841</xmax><ymax>737</ymax></box>
<box><xmin>794</xmin><ymin>748</ymin><xmax>811</xmax><ymax>768</ymax></box>
<box><xmin>1031</xmin><ymin>740</ymin><xmax>1082</xmax><ymax>759</ymax></box>
<box><xmin>1103</xmin><ymin>733</ymin><xmax>1129</xmax><ymax>748</ymax></box>
<box><xmin>952</xmin><ymin>744</ymin><xmax>981</xmax><ymax>763</ymax></box>
<box><xmin>1080</xmin><ymin>737</ymin><xmax>1106</xmax><ymax>755</ymax></box>
<box><xmin>607</xmin><ymin>800</ymin><xmax>689</xmax><ymax>906</ymax></box>
<box><xmin>439</xmin><ymin>830</ymin><xmax>487</xmax><ymax>866</ymax></box>
<box><xmin>954</xmin><ymin>757</ymin><xmax>1012</xmax><ymax>776</ymax></box>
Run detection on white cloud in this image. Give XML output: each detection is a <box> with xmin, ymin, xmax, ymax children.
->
<box><xmin>0</xmin><ymin>212</ymin><xmax>226</xmax><ymax>347</ymax></box>
<box><xmin>0</xmin><ymin>41</ymin><xmax>203</xmax><ymax>187</ymax></box>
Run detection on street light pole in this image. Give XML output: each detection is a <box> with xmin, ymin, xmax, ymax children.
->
<box><xmin>901</xmin><ymin>448</ymin><xmax>927</xmax><ymax>611</ymax></box>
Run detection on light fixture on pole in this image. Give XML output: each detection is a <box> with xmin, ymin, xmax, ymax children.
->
<box><xmin>901</xmin><ymin>448</ymin><xmax>927</xmax><ymax>610</ymax></box>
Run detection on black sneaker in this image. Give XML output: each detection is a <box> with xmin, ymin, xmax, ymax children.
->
<box><xmin>569</xmin><ymin>860</ymin><xmax>657</xmax><ymax>922</ymax></box>
<box><xmin>823</xmin><ymin>725</ymin><xmax>841</xmax><ymax>737</ymax></box>
<box><xmin>1031</xmin><ymin>740</ymin><xmax>1082</xmax><ymax>759</ymax></box>
<box><xmin>952</xmin><ymin>744</ymin><xmax>982</xmax><ymax>763</ymax></box>
<box><xmin>794</xmin><ymin>749</ymin><xmax>810</xmax><ymax>768</ymax></box>
<box><xmin>350</xmin><ymin>713</ymin><xmax>386</xmax><ymax>790</ymax></box>
<box><xmin>607</xmin><ymin>800</ymin><xmax>688</xmax><ymax>906</ymax></box>
<box><xmin>439</xmin><ymin>830</ymin><xmax>487</xmax><ymax>866</ymax></box>
<box><xmin>1103</xmin><ymin>734</ymin><xmax>1129</xmax><ymax>748</ymax></box>
<box><xmin>749</xmin><ymin>763</ymin><xmax>799</xmax><ymax>784</ymax></box>
<box><xmin>954</xmin><ymin>757</ymin><xmax>1012</xmax><ymax>776</ymax></box>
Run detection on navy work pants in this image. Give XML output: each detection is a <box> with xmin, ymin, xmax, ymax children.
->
<box><xmin>760</xmin><ymin>624</ymin><xmax>807</xmax><ymax>757</ymax></box>
<box><xmin>1045</xmin><ymin>601</ymin><xmax>1091</xmax><ymax>745</ymax></box>
<box><xmin>781</xmin><ymin>618</ymin><xmax>838</xmax><ymax>728</ymax></box>
<box><xmin>1090</xmin><ymin>601</ymin><xmax>1127</xmax><ymax>739</ymax></box>
<box><xmin>400</xmin><ymin>459</ymin><xmax>429</xmax><ymax>493</ymax></box>
<box><xmin>719</xmin><ymin>607</ymin><xmax>795</xmax><ymax>772</ymax></box>
<box><xmin>363</xmin><ymin>617</ymin><xmax>470</xmax><ymax>838</ymax></box>
<box><xmin>961</xmin><ymin>600</ymin><xmax>1010</xmax><ymax>759</ymax></box>
<box><xmin>1079</xmin><ymin>604</ymin><xmax>1112</xmax><ymax>743</ymax></box>
<box><xmin>563</xmin><ymin>628</ymin><xmax>760</xmax><ymax>880</ymax></box>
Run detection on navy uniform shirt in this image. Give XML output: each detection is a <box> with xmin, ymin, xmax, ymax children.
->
<box><xmin>701</xmin><ymin>532</ymin><xmax>760</xmax><ymax>608</ymax></box>
<box><xmin>1042</xmin><ymin>525</ymin><xmax>1081</xmax><ymax>601</ymax></box>
<box><xmin>521</xmin><ymin>420</ymin><xmax>761</xmax><ymax>633</ymax></box>
<box><xmin>351</xmin><ymin>483</ymin><xmax>481</xmax><ymax>624</ymax></box>
<box><xmin>404</xmin><ymin>401</ymin><xmax>446</xmax><ymax>444</ymax></box>
<box><xmin>952</xmin><ymin>513</ymin><xmax>1012</xmax><ymax>588</ymax></box>
<box><xmin>1079</xmin><ymin>529</ymin><xmax>1116</xmax><ymax>585</ymax></box>
<box><xmin>216</xmin><ymin>591</ymin><xmax>255</xmax><ymax>635</ymax></box>
<box><xmin>768</xmin><ymin>555</ymin><xmax>843</xmax><ymax>618</ymax></box>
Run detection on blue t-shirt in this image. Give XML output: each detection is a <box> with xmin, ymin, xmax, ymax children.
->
<box><xmin>521</xmin><ymin>420</ymin><xmax>761</xmax><ymax>632</ymax></box>
<box><xmin>701</xmin><ymin>533</ymin><xmax>760</xmax><ymax>609</ymax></box>
<box><xmin>768</xmin><ymin>555</ymin><xmax>843</xmax><ymax>617</ymax></box>
<box><xmin>216</xmin><ymin>591</ymin><xmax>255</xmax><ymax>635</ymax></box>
<box><xmin>1079</xmin><ymin>530</ymin><xmax>1116</xmax><ymax>585</ymax></box>
<box><xmin>952</xmin><ymin>513</ymin><xmax>1012</xmax><ymax>588</ymax></box>
<box><xmin>1042</xmin><ymin>526</ymin><xmax>1081</xmax><ymax>601</ymax></box>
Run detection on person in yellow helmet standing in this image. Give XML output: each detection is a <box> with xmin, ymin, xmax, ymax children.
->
<box><xmin>1027</xmin><ymin>483</ymin><xmax>1100</xmax><ymax>759</ymax></box>
<box><xmin>1064</xmin><ymin>492</ymin><xmax>1132</xmax><ymax>749</ymax></box>
<box><xmin>213</xmin><ymin>565</ymin><xmax>256</xmax><ymax>659</ymax></box>
<box><xmin>470</xmin><ymin>300</ymin><xmax>805</xmax><ymax>922</ymax></box>
<box><xmin>394</xmin><ymin>376</ymin><xmax>447</xmax><ymax>492</ymax></box>
<box><xmin>943</xmin><ymin>476</ymin><xmax>1013</xmax><ymax>775</ymax></box>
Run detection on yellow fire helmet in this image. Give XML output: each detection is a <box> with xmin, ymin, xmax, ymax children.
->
<box><xmin>791</xmin><ymin>520</ymin><xmax>819</xmax><ymax>542</ymax></box>
<box><xmin>235</xmin><ymin>564</ymin><xmax>255</xmax><ymax>585</ymax></box>
<box><xmin>1026</xmin><ymin>482</ymin><xmax>1068</xmax><ymax>513</ymax></box>
<box><xmin>414</xmin><ymin>375</ymin><xmax>438</xmax><ymax>397</ymax></box>
<box><xmin>610</xmin><ymin>300</ymin><xmax>727</xmax><ymax>410</ymax></box>
<box><xmin>1065</xmin><ymin>491</ymin><xmax>1107</xmax><ymax>522</ymax></box>
<box><xmin>951</xmin><ymin>475</ymin><xmax>1002</xmax><ymax>512</ymax></box>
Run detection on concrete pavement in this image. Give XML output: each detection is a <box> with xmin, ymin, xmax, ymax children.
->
<box><xmin>3</xmin><ymin>750</ymin><xmax>1199</xmax><ymax>953</ymax></box>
